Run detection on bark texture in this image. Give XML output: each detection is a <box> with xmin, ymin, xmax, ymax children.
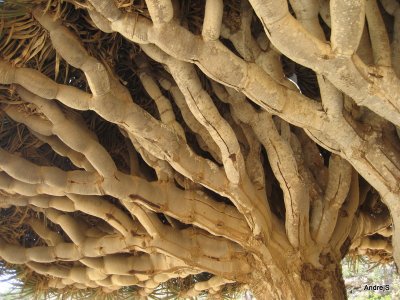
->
<box><xmin>0</xmin><ymin>0</ymin><xmax>398</xmax><ymax>299</ymax></box>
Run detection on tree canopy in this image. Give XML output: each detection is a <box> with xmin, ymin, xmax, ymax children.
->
<box><xmin>0</xmin><ymin>0</ymin><xmax>399</xmax><ymax>299</ymax></box>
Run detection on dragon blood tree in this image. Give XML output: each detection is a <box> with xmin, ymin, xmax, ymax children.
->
<box><xmin>0</xmin><ymin>0</ymin><xmax>398</xmax><ymax>299</ymax></box>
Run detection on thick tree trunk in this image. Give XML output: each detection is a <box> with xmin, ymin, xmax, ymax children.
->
<box><xmin>249</xmin><ymin>257</ymin><xmax>347</xmax><ymax>300</ymax></box>
<box><xmin>0</xmin><ymin>0</ymin><xmax>397</xmax><ymax>297</ymax></box>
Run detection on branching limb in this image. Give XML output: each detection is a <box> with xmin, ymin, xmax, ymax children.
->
<box><xmin>136</xmin><ymin>57</ymin><xmax>185</xmax><ymax>139</ymax></box>
<box><xmin>311</xmin><ymin>155</ymin><xmax>352</xmax><ymax>245</ymax></box>
<box><xmin>125</xmin><ymin>139</ymin><xmax>141</xmax><ymax>176</ymax></box>
<box><xmin>27</xmin><ymin>218</ymin><xmax>65</xmax><ymax>246</ymax></box>
<box><xmin>294</xmin><ymin>129</ymin><xmax>328</xmax><ymax>191</ymax></box>
<box><xmin>0</xmin><ymin>238</ymin><xmax>82</xmax><ymax>264</ymax></box>
<box><xmin>67</xmin><ymin>194</ymin><xmax>140</xmax><ymax>238</ymax></box>
<box><xmin>125</xmin><ymin>182</ymin><xmax>251</xmax><ymax>243</ymax></box>
<box><xmin>350</xmin><ymin>211</ymin><xmax>392</xmax><ymax>241</ymax></box>
<box><xmin>381</xmin><ymin>0</ymin><xmax>400</xmax><ymax>76</ymax></box>
<box><xmin>0</xmin><ymin>149</ymin><xmax>103</xmax><ymax>194</ymax></box>
<box><xmin>0</xmin><ymin>148</ymin><xmax>251</xmax><ymax>243</ymax></box>
<box><xmin>44</xmin><ymin>209</ymin><xmax>89</xmax><ymax>246</ymax></box>
<box><xmin>357</xmin><ymin>25</ymin><xmax>375</xmax><ymax>65</ymax></box>
<box><xmin>34</xmin><ymin>9</ymin><xmax>111</xmax><ymax>97</ymax></box>
<box><xmin>31</xmin><ymin>132</ymin><xmax>95</xmax><ymax>172</ymax></box>
<box><xmin>330</xmin><ymin>0</ymin><xmax>366</xmax><ymax>56</ymax></box>
<box><xmin>213</xmin><ymin>83</ymin><xmax>310</xmax><ymax>249</ymax></box>
<box><xmin>257</xmin><ymin>113</ymin><xmax>312</xmax><ymax>249</ymax></box>
<box><xmin>24</xmin><ymin>15</ymin><xmax>253</xmax><ymax>222</ymax></box>
<box><xmin>221</xmin><ymin>0</ymin><xmax>259</xmax><ymax>62</ymax></box>
<box><xmin>290</xmin><ymin>0</ymin><xmax>347</xmax><ymax>125</ymax></box>
<box><xmin>86</xmin><ymin>0</ymin><xmax>327</xmax><ymax>130</ymax></box>
<box><xmin>330</xmin><ymin>171</ymin><xmax>360</xmax><ymax>252</ymax></box>
<box><xmin>356</xmin><ymin>236</ymin><xmax>392</xmax><ymax>253</ymax></box>
<box><xmin>376</xmin><ymin>226</ymin><xmax>393</xmax><ymax>238</ymax></box>
<box><xmin>144</xmin><ymin>0</ymin><xmax>174</xmax><ymax>25</ymax></box>
<box><xmin>365</xmin><ymin>0</ymin><xmax>391</xmax><ymax>66</ymax></box>
<box><xmin>128</xmin><ymin>134</ymin><xmax>175</xmax><ymax>182</ymax></box>
<box><xmin>122</xmin><ymin>203</ymin><xmax>160</xmax><ymax>238</ymax></box>
<box><xmin>158</xmin><ymin>77</ymin><xmax>222</xmax><ymax>162</ymax></box>
<box><xmin>220</xmin><ymin>2</ymin><xmax>294</xmax><ymax>88</ymax></box>
<box><xmin>120</xmin><ymin>202</ymin><xmax>251</xmax><ymax>278</ymax></box>
<box><xmin>0</xmin><ymin>226</ymin><xmax>249</xmax><ymax>279</ymax></box>
<box><xmin>2</xmin><ymin>105</ymin><xmax>53</xmax><ymax>136</ymax></box>
<box><xmin>3</xmin><ymin>105</ymin><xmax>95</xmax><ymax>171</ymax></box>
<box><xmin>240</xmin><ymin>124</ymin><xmax>266</xmax><ymax>192</ymax></box>
<box><xmin>0</xmin><ymin>160</ymin><xmax>251</xmax><ymax>277</ymax></box>
<box><xmin>183</xmin><ymin>276</ymin><xmax>235</xmax><ymax>297</ymax></box>
<box><xmin>249</xmin><ymin>0</ymin><xmax>400</xmax><ymax>127</ymax></box>
<box><xmin>0</xmin><ymin>172</ymin><xmax>65</xmax><ymax>196</ymax></box>
<box><xmin>16</xmin><ymin>87</ymin><xmax>117</xmax><ymax>176</ymax></box>
<box><xmin>141</xmin><ymin>44</ymin><xmax>245</xmax><ymax>185</ymax></box>
<box><xmin>202</xmin><ymin>0</ymin><xmax>224</xmax><ymax>41</ymax></box>
<box><xmin>27</xmin><ymin>262</ymin><xmax>108</xmax><ymax>285</ymax></box>
<box><xmin>286</xmin><ymin>0</ymin><xmax>400</xmax><ymax>262</ymax></box>
<box><xmin>0</xmin><ymin>61</ymin><xmax>91</xmax><ymax>111</ymax></box>
<box><xmin>80</xmin><ymin>252</ymin><xmax>188</xmax><ymax>277</ymax></box>
<box><xmin>289</xmin><ymin>0</ymin><xmax>323</xmax><ymax>38</ymax></box>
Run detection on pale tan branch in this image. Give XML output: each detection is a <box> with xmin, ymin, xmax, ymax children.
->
<box><xmin>31</xmin><ymin>132</ymin><xmax>95</xmax><ymax>172</ymax></box>
<box><xmin>213</xmin><ymin>83</ymin><xmax>308</xmax><ymax>249</ymax></box>
<box><xmin>3</xmin><ymin>105</ymin><xmax>95</xmax><ymax>171</ymax></box>
<box><xmin>330</xmin><ymin>171</ymin><xmax>360</xmax><ymax>251</ymax></box>
<box><xmin>158</xmin><ymin>77</ymin><xmax>222</xmax><ymax>162</ymax></box>
<box><xmin>27</xmin><ymin>218</ymin><xmax>65</xmax><ymax>246</ymax></box>
<box><xmin>0</xmin><ymin>238</ymin><xmax>82</xmax><ymax>264</ymax></box>
<box><xmin>16</xmin><ymin>87</ymin><xmax>117</xmax><ymax>176</ymax></box>
<box><xmin>136</xmin><ymin>57</ymin><xmax>185</xmax><ymax>139</ymax></box>
<box><xmin>21</xmin><ymin>16</ymin><xmax>252</xmax><ymax>222</ymax></box>
<box><xmin>381</xmin><ymin>0</ymin><xmax>400</xmax><ymax>76</ymax></box>
<box><xmin>141</xmin><ymin>44</ymin><xmax>245</xmax><ymax>185</ymax></box>
<box><xmin>365</xmin><ymin>0</ymin><xmax>392</xmax><ymax>66</ymax></box>
<box><xmin>289</xmin><ymin>0</ymin><xmax>324</xmax><ymax>38</ymax></box>
<box><xmin>249</xmin><ymin>0</ymin><xmax>400</xmax><ymax>127</ymax></box>
<box><xmin>144</xmin><ymin>0</ymin><xmax>174</xmax><ymax>25</ymax></box>
<box><xmin>0</xmin><ymin>61</ymin><xmax>91</xmax><ymax>111</ymax></box>
<box><xmin>240</xmin><ymin>124</ymin><xmax>266</xmax><ymax>191</ymax></box>
<box><xmin>294</xmin><ymin>130</ymin><xmax>328</xmax><ymax>191</ymax></box>
<box><xmin>2</xmin><ymin>105</ymin><xmax>53</xmax><ymax>136</ymax></box>
<box><xmin>129</xmin><ymin>134</ymin><xmax>175</xmax><ymax>182</ymax></box>
<box><xmin>0</xmin><ymin>147</ymin><xmax>250</xmax><ymax>243</ymax></box>
<box><xmin>0</xmin><ymin>150</ymin><xmax>103</xmax><ymax>194</ymax></box>
<box><xmin>0</xmin><ymin>172</ymin><xmax>64</xmax><ymax>197</ymax></box>
<box><xmin>67</xmin><ymin>194</ymin><xmax>139</xmax><ymax>238</ymax></box>
<box><xmin>357</xmin><ymin>236</ymin><xmax>392</xmax><ymax>253</ymax></box>
<box><xmin>357</xmin><ymin>25</ymin><xmax>375</xmax><ymax>65</ymax></box>
<box><xmin>183</xmin><ymin>276</ymin><xmax>235</xmax><ymax>297</ymax></box>
<box><xmin>312</xmin><ymin>155</ymin><xmax>352</xmax><ymax>245</ymax></box>
<box><xmin>330</xmin><ymin>0</ymin><xmax>366</xmax><ymax>56</ymax></box>
<box><xmin>125</xmin><ymin>182</ymin><xmax>251</xmax><ymax>243</ymax></box>
<box><xmin>86</xmin><ymin>0</ymin><xmax>327</xmax><ymax>130</ymax></box>
<box><xmin>202</xmin><ymin>0</ymin><xmax>224</xmax><ymax>41</ymax></box>
<box><xmin>122</xmin><ymin>202</ymin><xmax>160</xmax><ymax>238</ymax></box>
<box><xmin>80</xmin><ymin>252</ymin><xmax>188</xmax><ymax>276</ymax></box>
<box><xmin>221</xmin><ymin>0</ymin><xmax>260</xmax><ymax>63</ymax></box>
<box><xmin>44</xmin><ymin>208</ymin><xmax>88</xmax><ymax>246</ymax></box>
<box><xmin>28</xmin><ymin>262</ymin><xmax>142</xmax><ymax>290</ymax></box>
<box><xmin>0</xmin><ymin>227</ymin><xmax>249</xmax><ymax>278</ymax></box>
<box><xmin>34</xmin><ymin>10</ymin><xmax>111</xmax><ymax>96</ymax></box>
<box><xmin>350</xmin><ymin>211</ymin><xmax>392</xmax><ymax>241</ymax></box>
<box><xmin>27</xmin><ymin>262</ymin><xmax>108</xmax><ymax>284</ymax></box>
